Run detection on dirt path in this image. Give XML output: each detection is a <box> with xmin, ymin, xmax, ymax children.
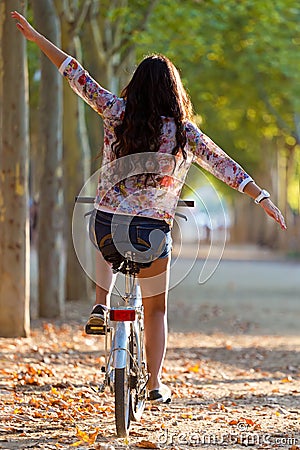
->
<box><xmin>1</xmin><ymin>327</ymin><xmax>299</xmax><ymax>450</ymax></box>
<box><xmin>1</xmin><ymin>252</ymin><xmax>300</xmax><ymax>449</ymax></box>
<box><xmin>168</xmin><ymin>253</ymin><xmax>300</xmax><ymax>335</ymax></box>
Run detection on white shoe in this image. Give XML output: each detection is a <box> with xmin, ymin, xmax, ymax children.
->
<box><xmin>148</xmin><ymin>384</ymin><xmax>172</xmax><ymax>403</ymax></box>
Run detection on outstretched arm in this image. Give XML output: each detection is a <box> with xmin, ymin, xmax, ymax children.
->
<box><xmin>11</xmin><ymin>11</ymin><xmax>68</xmax><ymax>68</ymax></box>
<box><xmin>190</xmin><ymin>123</ymin><xmax>287</xmax><ymax>231</ymax></box>
<box><xmin>11</xmin><ymin>10</ymin><xmax>122</xmax><ymax>119</ymax></box>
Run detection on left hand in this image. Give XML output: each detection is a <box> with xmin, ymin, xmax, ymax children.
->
<box><xmin>11</xmin><ymin>11</ymin><xmax>39</xmax><ymax>42</ymax></box>
<box><xmin>260</xmin><ymin>198</ymin><xmax>287</xmax><ymax>230</ymax></box>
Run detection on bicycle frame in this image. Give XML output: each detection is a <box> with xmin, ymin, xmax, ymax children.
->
<box><xmin>101</xmin><ymin>262</ymin><xmax>146</xmax><ymax>391</ymax></box>
<box><xmin>95</xmin><ymin>261</ymin><xmax>148</xmax><ymax>436</ymax></box>
<box><xmin>112</xmin><ymin>271</ymin><xmax>142</xmax><ymax>369</ymax></box>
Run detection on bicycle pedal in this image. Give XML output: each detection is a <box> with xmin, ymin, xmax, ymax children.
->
<box><xmin>85</xmin><ymin>324</ymin><xmax>107</xmax><ymax>335</ymax></box>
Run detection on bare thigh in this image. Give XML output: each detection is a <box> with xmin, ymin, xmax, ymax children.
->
<box><xmin>138</xmin><ymin>256</ymin><xmax>171</xmax><ymax>300</ymax></box>
<box><xmin>95</xmin><ymin>250</ymin><xmax>114</xmax><ymax>291</ymax></box>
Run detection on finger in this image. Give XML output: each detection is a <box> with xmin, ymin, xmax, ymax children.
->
<box><xmin>264</xmin><ymin>203</ymin><xmax>287</xmax><ymax>230</ymax></box>
<box><xmin>16</xmin><ymin>23</ymin><xmax>25</xmax><ymax>32</ymax></box>
<box><xmin>280</xmin><ymin>217</ymin><xmax>287</xmax><ymax>230</ymax></box>
<box><xmin>11</xmin><ymin>11</ymin><xmax>22</xmax><ymax>19</ymax></box>
<box><xmin>11</xmin><ymin>11</ymin><xmax>25</xmax><ymax>24</ymax></box>
<box><xmin>276</xmin><ymin>213</ymin><xmax>287</xmax><ymax>230</ymax></box>
<box><xmin>269</xmin><ymin>208</ymin><xmax>285</xmax><ymax>229</ymax></box>
<box><xmin>275</xmin><ymin>213</ymin><xmax>281</xmax><ymax>223</ymax></box>
<box><xmin>280</xmin><ymin>220</ymin><xmax>287</xmax><ymax>230</ymax></box>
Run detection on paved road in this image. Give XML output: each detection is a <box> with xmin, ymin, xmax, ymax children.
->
<box><xmin>31</xmin><ymin>244</ymin><xmax>300</xmax><ymax>336</ymax></box>
<box><xmin>168</xmin><ymin>253</ymin><xmax>300</xmax><ymax>336</ymax></box>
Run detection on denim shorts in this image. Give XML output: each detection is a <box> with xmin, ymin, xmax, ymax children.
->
<box><xmin>91</xmin><ymin>210</ymin><xmax>172</xmax><ymax>264</ymax></box>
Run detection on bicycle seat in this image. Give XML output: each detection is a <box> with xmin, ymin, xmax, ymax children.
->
<box><xmin>100</xmin><ymin>242</ymin><xmax>153</xmax><ymax>274</ymax></box>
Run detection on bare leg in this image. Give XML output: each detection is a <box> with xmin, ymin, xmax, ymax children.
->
<box><xmin>95</xmin><ymin>250</ymin><xmax>114</xmax><ymax>307</ymax></box>
<box><xmin>138</xmin><ymin>256</ymin><xmax>171</xmax><ymax>391</ymax></box>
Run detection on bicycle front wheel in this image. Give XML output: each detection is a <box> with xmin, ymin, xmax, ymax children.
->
<box><xmin>114</xmin><ymin>367</ymin><xmax>131</xmax><ymax>437</ymax></box>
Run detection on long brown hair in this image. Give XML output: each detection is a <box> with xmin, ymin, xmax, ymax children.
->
<box><xmin>112</xmin><ymin>54</ymin><xmax>193</xmax><ymax>160</ymax></box>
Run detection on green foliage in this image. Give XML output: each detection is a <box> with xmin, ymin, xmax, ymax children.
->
<box><xmin>136</xmin><ymin>0</ymin><xmax>300</xmax><ymax>199</ymax></box>
<box><xmin>288</xmin><ymin>145</ymin><xmax>300</xmax><ymax>214</ymax></box>
<box><xmin>26</xmin><ymin>4</ymin><xmax>40</xmax><ymax>110</ymax></box>
<box><xmin>27</xmin><ymin>42</ymin><xmax>40</xmax><ymax>110</ymax></box>
<box><xmin>24</xmin><ymin>0</ymin><xmax>299</xmax><ymax>209</ymax></box>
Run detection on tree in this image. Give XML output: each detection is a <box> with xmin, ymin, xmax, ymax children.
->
<box><xmin>32</xmin><ymin>0</ymin><xmax>65</xmax><ymax>317</ymax></box>
<box><xmin>0</xmin><ymin>0</ymin><xmax>30</xmax><ymax>337</ymax></box>
<box><xmin>137</xmin><ymin>0</ymin><xmax>300</xmax><ymax>249</ymax></box>
<box><xmin>53</xmin><ymin>0</ymin><xmax>92</xmax><ymax>302</ymax></box>
<box><xmin>57</xmin><ymin>0</ymin><xmax>159</xmax><ymax>299</ymax></box>
<box><xmin>85</xmin><ymin>0</ymin><xmax>159</xmax><ymax>165</ymax></box>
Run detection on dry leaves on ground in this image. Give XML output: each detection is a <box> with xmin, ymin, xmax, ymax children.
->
<box><xmin>0</xmin><ymin>323</ymin><xmax>300</xmax><ymax>449</ymax></box>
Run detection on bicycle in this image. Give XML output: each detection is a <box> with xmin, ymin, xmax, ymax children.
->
<box><xmin>75</xmin><ymin>196</ymin><xmax>194</xmax><ymax>437</ymax></box>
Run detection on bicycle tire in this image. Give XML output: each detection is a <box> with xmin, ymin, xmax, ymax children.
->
<box><xmin>115</xmin><ymin>366</ymin><xmax>131</xmax><ymax>437</ymax></box>
<box><xmin>129</xmin><ymin>325</ymin><xmax>147</xmax><ymax>422</ymax></box>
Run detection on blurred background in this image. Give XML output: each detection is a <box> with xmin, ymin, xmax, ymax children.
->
<box><xmin>1</xmin><ymin>0</ymin><xmax>299</xmax><ymax>337</ymax></box>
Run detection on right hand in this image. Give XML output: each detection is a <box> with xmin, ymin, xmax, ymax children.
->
<box><xmin>11</xmin><ymin>11</ymin><xmax>39</xmax><ymax>42</ymax></box>
<box><xmin>260</xmin><ymin>198</ymin><xmax>287</xmax><ymax>230</ymax></box>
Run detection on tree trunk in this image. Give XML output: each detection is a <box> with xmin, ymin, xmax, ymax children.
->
<box><xmin>32</xmin><ymin>0</ymin><xmax>65</xmax><ymax>318</ymax></box>
<box><xmin>61</xmin><ymin>35</ymin><xmax>90</xmax><ymax>301</ymax></box>
<box><xmin>230</xmin><ymin>139</ymin><xmax>282</xmax><ymax>248</ymax></box>
<box><xmin>63</xmin><ymin>82</ymin><xmax>90</xmax><ymax>301</ymax></box>
<box><xmin>52</xmin><ymin>0</ymin><xmax>93</xmax><ymax>302</ymax></box>
<box><xmin>276</xmin><ymin>145</ymin><xmax>295</xmax><ymax>251</ymax></box>
<box><xmin>0</xmin><ymin>0</ymin><xmax>30</xmax><ymax>337</ymax></box>
<box><xmin>230</xmin><ymin>194</ymin><xmax>276</xmax><ymax>247</ymax></box>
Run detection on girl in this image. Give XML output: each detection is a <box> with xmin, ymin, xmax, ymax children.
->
<box><xmin>12</xmin><ymin>11</ymin><xmax>286</xmax><ymax>403</ymax></box>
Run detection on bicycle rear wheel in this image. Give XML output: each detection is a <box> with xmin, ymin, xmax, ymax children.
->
<box><xmin>114</xmin><ymin>366</ymin><xmax>131</xmax><ymax>437</ymax></box>
<box><xmin>130</xmin><ymin>324</ymin><xmax>147</xmax><ymax>422</ymax></box>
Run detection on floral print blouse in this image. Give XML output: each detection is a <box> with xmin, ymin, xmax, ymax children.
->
<box><xmin>59</xmin><ymin>56</ymin><xmax>252</xmax><ymax>226</ymax></box>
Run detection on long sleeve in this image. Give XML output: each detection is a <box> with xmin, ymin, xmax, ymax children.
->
<box><xmin>58</xmin><ymin>56</ymin><xmax>124</xmax><ymax>119</ymax></box>
<box><xmin>186</xmin><ymin>122</ymin><xmax>253</xmax><ymax>192</ymax></box>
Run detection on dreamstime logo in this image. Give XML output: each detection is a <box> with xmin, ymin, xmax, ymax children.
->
<box><xmin>156</xmin><ymin>428</ymin><xmax>299</xmax><ymax>447</ymax></box>
<box><xmin>72</xmin><ymin>152</ymin><xmax>228</xmax><ymax>296</ymax></box>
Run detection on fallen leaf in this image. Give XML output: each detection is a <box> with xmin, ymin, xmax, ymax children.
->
<box><xmin>208</xmin><ymin>403</ymin><xmax>226</xmax><ymax>411</ymax></box>
<box><xmin>243</xmin><ymin>418</ymin><xmax>256</xmax><ymax>426</ymax></box>
<box><xmin>136</xmin><ymin>439</ymin><xmax>160</xmax><ymax>448</ymax></box>
<box><xmin>281</xmin><ymin>376</ymin><xmax>293</xmax><ymax>383</ymax></box>
<box><xmin>229</xmin><ymin>419</ymin><xmax>238</xmax><ymax>425</ymax></box>
<box><xmin>185</xmin><ymin>363</ymin><xmax>200</xmax><ymax>373</ymax></box>
<box><xmin>88</xmin><ymin>427</ymin><xmax>100</xmax><ymax>444</ymax></box>
<box><xmin>73</xmin><ymin>426</ymin><xmax>99</xmax><ymax>445</ymax></box>
<box><xmin>181</xmin><ymin>413</ymin><xmax>193</xmax><ymax>419</ymax></box>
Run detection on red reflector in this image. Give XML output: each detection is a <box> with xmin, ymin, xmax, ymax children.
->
<box><xmin>110</xmin><ymin>309</ymin><xmax>135</xmax><ymax>321</ymax></box>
